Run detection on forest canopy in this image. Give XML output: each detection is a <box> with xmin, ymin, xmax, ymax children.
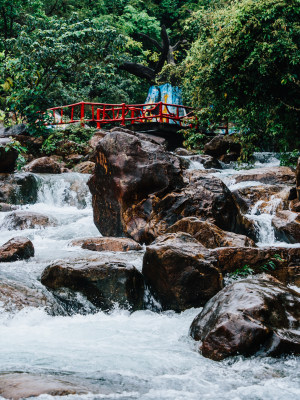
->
<box><xmin>0</xmin><ymin>0</ymin><xmax>299</xmax><ymax>153</ymax></box>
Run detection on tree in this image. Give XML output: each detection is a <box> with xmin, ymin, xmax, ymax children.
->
<box><xmin>183</xmin><ymin>0</ymin><xmax>300</xmax><ymax>157</ymax></box>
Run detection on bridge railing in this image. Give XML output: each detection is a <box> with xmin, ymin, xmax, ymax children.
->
<box><xmin>45</xmin><ymin>101</ymin><xmax>194</xmax><ymax>128</ymax></box>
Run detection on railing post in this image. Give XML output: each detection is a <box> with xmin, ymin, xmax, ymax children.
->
<box><xmin>71</xmin><ymin>106</ymin><xmax>74</xmax><ymax>123</ymax></box>
<box><xmin>80</xmin><ymin>102</ymin><xmax>85</xmax><ymax>127</ymax></box>
<box><xmin>97</xmin><ymin>108</ymin><xmax>101</xmax><ymax>129</ymax></box>
<box><xmin>121</xmin><ymin>103</ymin><xmax>126</xmax><ymax>126</ymax></box>
<box><xmin>159</xmin><ymin>101</ymin><xmax>163</xmax><ymax>123</ymax></box>
<box><xmin>131</xmin><ymin>108</ymin><xmax>135</xmax><ymax>124</ymax></box>
<box><xmin>60</xmin><ymin>108</ymin><xmax>63</xmax><ymax>124</ymax></box>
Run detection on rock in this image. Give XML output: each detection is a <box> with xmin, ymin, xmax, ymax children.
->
<box><xmin>189</xmin><ymin>154</ymin><xmax>221</xmax><ymax>169</ymax></box>
<box><xmin>23</xmin><ymin>156</ymin><xmax>61</xmax><ymax>174</ymax></box>
<box><xmin>166</xmin><ymin>217</ymin><xmax>256</xmax><ymax>248</ymax></box>
<box><xmin>0</xmin><ymin>237</ymin><xmax>34</xmax><ymax>262</ymax></box>
<box><xmin>190</xmin><ymin>276</ymin><xmax>300</xmax><ymax>360</ymax></box>
<box><xmin>296</xmin><ymin>156</ymin><xmax>300</xmax><ymax>200</ymax></box>
<box><xmin>232</xmin><ymin>184</ymin><xmax>290</xmax><ymax>214</ymax></box>
<box><xmin>0</xmin><ymin>373</ymin><xmax>94</xmax><ymax>399</ymax></box>
<box><xmin>88</xmin><ymin>131</ymin><xmax>184</xmax><ymax>239</ymax></box>
<box><xmin>73</xmin><ymin>161</ymin><xmax>95</xmax><ymax>174</ymax></box>
<box><xmin>0</xmin><ymin>202</ymin><xmax>16</xmax><ymax>211</ymax></box>
<box><xmin>0</xmin><ymin>123</ymin><xmax>27</xmax><ymax>137</ymax></box>
<box><xmin>232</xmin><ymin>167</ymin><xmax>296</xmax><ymax>186</ymax></box>
<box><xmin>41</xmin><ymin>260</ymin><xmax>144</xmax><ymax>311</ymax></box>
<box><xmin>203</xmin><ymin>135</ymin><xmax>241</xmax><ymax>161</ymax></box>
<box><xmin>110</xmin><ymin>127</ymin><xmax>168</xmax><ymax>148</ymax></box>
<box><xmin>0</xmin><ymin>173</ymin><xmax>38</xmax><ymax>204</ymax></box>
<box><xmin>142</xmin><ymin>233</ymin><xmax>223</xmax><ymax>311</ymax></box>
<box><xmin>174</xmin><ymin>148</ymin><xmax>194</xmax><ymax>156</ymax></box>
<box><xmin>0</xmin><ymin>211</ymin><xmax>57</xmax><ymax>230</ymax></box>
<box><xmin>65</xmin><ymin>154</ymin><xmax>85</xmax><ymax>166</ymax></box>
<box><xmin>272</xmin><ymin>210</ymin><xmax>300</xmax><ymax>243</ymax></box>
<box><xmin>210</xmin><ymin>246</ymin><xmax>300</xmax><ymax>286</ymax></box>
<box><xmin>70</xmin><ymin>237</ymin><xmax>142</xmax><ymax>252</ymax></box>
<box><xmin>89</xmin><ymin>130</ymin><xmax>107</xmax><ymax>148</ymax></box>
<box><xmin>291</xmin><ymin>199</ymin><xmax>300</xmax><ymax>212</ymax></box>
<box><xmin>0</xmin><ymin>144</ymin><xmax>18</xmax><ymax>173</ymax></box>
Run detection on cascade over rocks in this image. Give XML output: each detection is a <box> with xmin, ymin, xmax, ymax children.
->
<box><xmin>166</xmin><ymin>216</ymin><xmax>255</xmax><ymax>248</ymax></box>
<box><xmin>189</xmin><ymin>154</ymin><xmax>221</xmax><ymax>169</ymax></box>
<box><xmin>203</xmin><ymin>135</ymin><xmax>241</xmax><ymax>162</ymax></box>
<box><xmin>142</xmin><ymin>233</ymin><xmax>223</xmax><ymax>311</ymax></box>
<box><xmin>0</xmin><ymin>237</ymin><xmax>34</xmax><ymax>262</ymax></box>
<box><xmin>189</xmin><ymin>276</ymin><xmax>300</xmax><ymax>361</ymax></box>
<box><xmin>41</xmin><ymin>260</ymin><xmax>145</xmax><ymax>311</ymax></box>
<box><xmin>88</xmin><ymin>131</ymin><xmax>247</xmax><ymax>244</ymax></box>
<box><xmin>70</xmin><ymin>237</ymin><xmax>142</xmax><ymax>252</ymax></box>
<box><xmin>1</xmin><ymin>211</ymin><xmax>57</xmax><ymax>230</ymax></box>
<box><xmin>23</xmin><ymin>156</ymin><xmax>61</xmax><ymax>174</ymax></box>
<box><xmin>0</xmin><ymin>173</ymin><xmax>38</xmax><ymax>204</ymax></box>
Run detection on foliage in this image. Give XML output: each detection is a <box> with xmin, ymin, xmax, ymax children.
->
<box><xmin>183</xmin><ymin>0</ymin><xmax>300</xmax><ymax>158</ymax></box>
<box><xmin>279</xmin><ymin>149</ymin><xmax>300</xmax><ymax>167</ymax></box>
<box><xmin>229</xmin><ymin>254</ymin><xmax>284</xmax><ymax>280</ymax></box>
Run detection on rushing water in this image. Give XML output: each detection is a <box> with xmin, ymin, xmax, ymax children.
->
<box><xmin>0</xmin><ymin>157</ymin><xmax>300</xmax><ymax>399</ymax></box>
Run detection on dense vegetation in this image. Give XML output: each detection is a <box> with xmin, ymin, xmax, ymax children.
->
<box><xmin>0</xmin><ymin>0</ymin><xmax>299</xmax><ymax>156</ymax></box>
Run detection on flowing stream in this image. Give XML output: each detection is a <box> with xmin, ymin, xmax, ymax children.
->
<box><xmin>0</xmin><ymin>157</ymin><xmax>300</xmax><ymax>399</ymax></box>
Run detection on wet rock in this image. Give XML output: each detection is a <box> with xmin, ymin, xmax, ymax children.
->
<box><xmin>291</xmin><ymin>199</ymin><xmax>300</xmax><ymax>213</ymax></box>
<box><xmin>0</xmin><ymin>143</ymin><xmax>18</xmax><ymax>173</ymax></box>
<box><xmin>189</xmin><ymin>154</ymin><xmax>221</xmax><ymax>169</ymax></box>
<box><xmin>142</xmin><ymin>233</ymin><xmax>222</xmax><ymax>311</ymax></box>
<box><xmin>166</xmin><ymin>217</ymin><xmax>255</xmax><ymax>248</ymax></box>
<box><xmin>70</xmin><ymin>237</ymin><xmax>142</xmax><ymax>252</ymax></box>
<box><xmin>0</xmin><ymin>373</ymin><xmax>94</xmax><ymax>399</ymax></box>
<box><xmin>41</xmin><ymin>260</ymin><xmax>145</xmax><ymax>311</ymax></box>
<box><xmin>232</xmin><ymin>167</ymin><xmax>296</xmax><ymax>186</ymax></box>
<box><xmin>110</xmin><ymin>127</ymin><xmax>167</xmax><ymax>148</ymax></box>
<box><xmin>210</xmin><ymin>246</ymin><xmax>300</xmax><ymax>286</ymax></box>
<box><xmin>232</xmin><ymin>184</ymin><xmax>290</xmax><ymax>214</ymax></box>
<box><xmin>88</xmin><ymin>131</ymin><xmax>184</xmax><ymax>239</ymax></box>
<box><xmin>272</xmin><ymin>210</ymin><xmax>300</xmax><ymax>243</ymax></box>
<box><xmin>1</xmin><ymin>211</ymin><xmax>57</xmax><ymax>230</ymax></box>
<box><xmin>203</xmin><ymin>135</ymin><xmax>241</xmax><ymax>162</ymax></box>
<box><xmin>0</xmin><ymin>237</ymin><xmax>34</xmax><ymax>262</ymax></box>
<box><xmin>73</xmin><ymin>161</ymin><xmax>95</xmax><ymax>174</ymax></box>
<box><xmin>190</xmin><ymin>276</ymin><xmax>300</xmax><ymax>360</ymax></box>
<box><xmin>174</xmin><ymin>148</ymin><xmax>195</xmax><ymax>156</ymax></box>
<box><xmin>23</xmin><ymin>156</ymin><xmax>61</xmax><ymax>174</ymax></box>
<box><xmin>65</xmin><ymin>154</ymin><xmax>85</xmax><ymax>167</ymax></box>
<box><xmin>0</xmin><ymin>123</ymin><xmax>27</xmax><ymax>137</ymax></box>
<box><xmin>0</xmin><ymin>202</ymin><xmax>16</xmax><ymax>211</ymax></box>
<box><xmin>0</xmin><ymin>172</ymin><xmax>38</xmax><ymax>204</ymax></box>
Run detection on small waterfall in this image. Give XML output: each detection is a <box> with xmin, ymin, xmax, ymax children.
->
<box><xmin>35</xmin><ymin>173</ymin><xmax>91</xmax><ymax>209</ymax></box>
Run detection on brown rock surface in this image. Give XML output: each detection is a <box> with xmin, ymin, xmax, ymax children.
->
<box><xmin>70</xmin><ymin>237</ymin><xmax>142</xmax><ymax>252</ymax></box>
<box><xmin>189</xmin><ymin>276</ymin><xmax>300</xmax><ymax>360</ymax></box>
<box><xmin>232</xmin><ymin>167</ymin><xmax>296</xmax><ymax>185</ymax></box>
<box><xmin>0</xmin><ymin>173</ymin><xmax>38</xmax><ymax>204</ymax></box>
<box><xmin>142</xmin><ymin>233</ymin><xmax>222</xmax><ymax>311</ymax></box>
<box><xmin>272</xmin><ymin>210</ymin><xmax>300</xmax><ymax>243</ymax></box>
<box><xmin>23</xmin><ymin>156</ymin><xmax>61</xmax><ymax>174</ymax></box>
<box><xmin>41</xmin><ymin>260</ymin><xmax>144</xmax><ymax>311</ymax></box>
<box><xmin>203</xmin><ymin>135</ymin><xmax>241</xmax><ymax>161</ymax></box>
<box><xmin>0</xmin><ymin>237</ymin><xmax>34</xmax><ymax>262</ymax></box>
<box><xmin>296</xmin><ymin>156</ymin><xmax>300</xmax><ymax>200</ymax></box>
<box><xmin>73</xmin><ymin>161</ymin><xmax>95</xmax><ymax>174</ymax></box>
<box><xmin>166</xmin><ymin>217</ymin><xmax>255</xmax><ymax>248</ymax></box>
<box><xmin>0</xmin><ymin>373</ymin><xmax>94</xmax><ymax>399</ymax></box>
<box><xmin>0</xmin><ymin>211</ymin><xmax>57</xmax><ymax>230</ymax></box>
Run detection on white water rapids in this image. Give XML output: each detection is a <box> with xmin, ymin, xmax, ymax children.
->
<box><xmin>0</xmin><ymin>156</ymin><xmax>300</xmax><ymax>399</ymax></box>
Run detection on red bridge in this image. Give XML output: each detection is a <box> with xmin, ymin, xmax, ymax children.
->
<box><xmin>46</xmin><ymin>101</ymin><xmax>193</xmax><ymax>129</ymax></box>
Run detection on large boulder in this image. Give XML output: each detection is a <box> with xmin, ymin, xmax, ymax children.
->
<box><xmin>189</xmin><ymin>276</ymin><xmax>300</xmax><ymax>360</ymax></box>
<box><xmin>203</xmin><ymin>135</ymin><xmax>241</xmax><ymax>162</ymax></box>
<box><xmin>70</xmin><ymin>237</ymin><xmax>142</xmax><ymax>252</ymax></box>
<box><xmin>142</xmin><ymin>233</ymin><xmax>223</xmax><ymax>311</ymax></box>
<box><xmin>23</xmin><ymin>156</ymin><xmax>61</xmax><ymax>174</ymax></box>
<box><xmin>0</xmin><ymin>173</ymin><xmax>38</xmax><ymax>204</ymax></box>
<box><xmin>1</xmin><ymin>211</ymin><xmax>57</xmax><ymax>230</ymax></box>
<box><xmin>296</xmin><ymin>156</ymin><xmax>300</xmax><ymax>200</ymax></box>
<box><xmin>0</xmin><ymin>237</ymin><xmax>34</xmax><ymax>262</ymax></box>
<box><xmin>166</xmin><ymin>217</ymin><xmax>255</xmax><ymax>248</ymax></box>
<box><xmin>0</xmin><ymin>142</ymin><xmax>18</xmax><ymax>172</ymax></box>
<box><xmin>272</xmin><ymin>210</ymin><xmax>300</xmax><ymax>243</ymax></box>
<box><xmin>232</xmin><ymin>167</ymin><xmax>296</xmax><ymax>186</ymax></box>
<box><xmin>0</xmin><ymin>123</ymin><xmax>27</xmax><ymax>137</ymax></box>
<box><xmin>41</xmin><ymin>260</ymin><xmax>145</xmax><ymax>311</ymax></box>
<box><xmin>88</xmin><ymin>131</ymin><xmax>184</xmax><ymax>239</ymax></box>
